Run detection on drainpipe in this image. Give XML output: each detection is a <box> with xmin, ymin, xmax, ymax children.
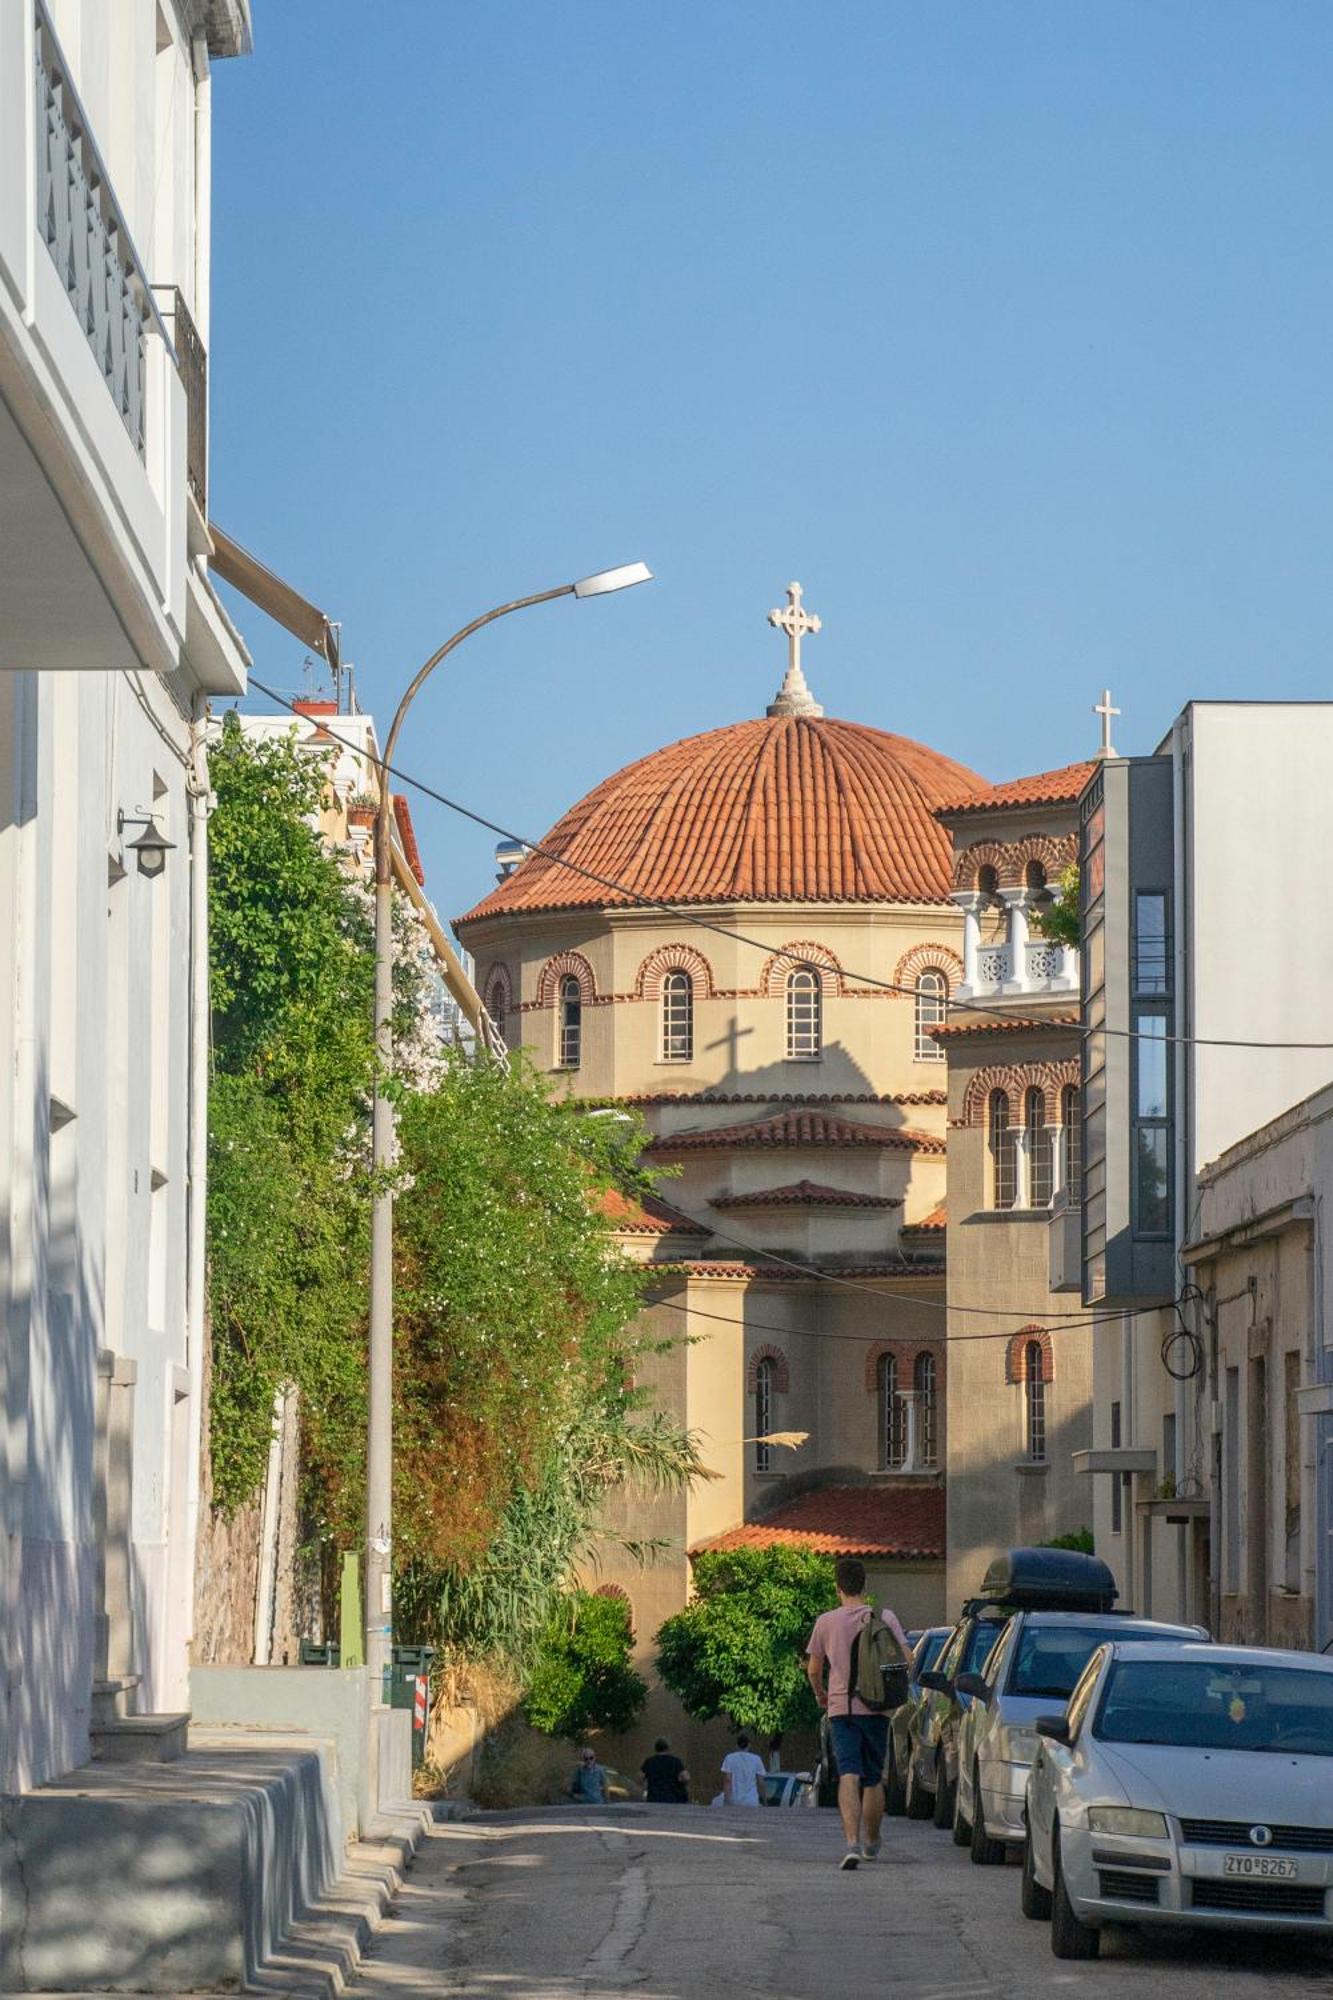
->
<box><xmin>191</xmin><ymin>37</ymin><xmax>211</xmax><ymax>348</ymax></box>
<box><xmin>183</xmin><ymin>697</ymin><xmax>211</xmax><ymax>1651</ymax></box>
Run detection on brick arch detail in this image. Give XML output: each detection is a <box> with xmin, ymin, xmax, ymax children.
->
<box><xmin>633</xmin><ymin>942</ymin><xmax>716</xmax><ymax>1001</ymax></box>
<box><xmin>1005</xmin><ymin>1326</ymin><xmax>1054</xmax><ymax>1384</ymax></box>
<box><xmin>894</xmin><ymin>942</ymin><xmax>964</xmax><ymax>994</ymax></box>
<box><xmin>482</xmin><ymin>961</ymin><xmax>512</xmax><ymax>1018</ymax></box>
<box><xmin>535</xmin><ymin>949</ymin><xmax>597</xmax><ymax>1009</ymax></box>
<box><xmin>759</xmin><ymin>941</ymin><xmax>844</xmax><ymax>998</ymax></box>
<box><xmin>863</xmin><ymin>1338</ymin><xmax>941</xmax><ymax>1393</ymax></box>
<box><xmin>963</xmin><ymin>1059</ymin><xmax>1080</xmax><ymax>1126</ymax></box>
<box><xmin>746</xmin><ymin>1343</ymin><xmax>790</xmax><ymax>1393</ymax></box>
<box><xmin>1013</xmin><ymin>832</ymin><xmax>1076</xmax><ymax>885</ymax></box>
<box><xmin>954</xmin><ymin>839</ymin><xmax>1010</xmax><ymax>890</ymax></box>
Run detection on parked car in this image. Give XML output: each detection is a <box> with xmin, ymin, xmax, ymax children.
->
<box><xmin>760</xmin><ymin>1769</ymin><xmax>812</xmax><ymax>1807</ymax></box>
<box><xmin>1025</xmin><ymin>1640</ymin><xmax>1333</xmax><ymax>1959</ymax></box>
<box><xmin>952</xmin><ymin>1610</ymin><xmax>1206</xmax><ymax>1863</ymax></box>
<box><xmin>908</xmin><ymin>1609</ymin><xmax>1009</xmax><ymax>1826</ymax></box>
<box><xmin>884</xmin><ymin>1625</ymin><xmax>952</xmax><ymax>1816</ymax></box>
<box><xmin>909</xmin><ymin>1547</ymin><xmax>1124</xmax><ymax>1832</ymax></box>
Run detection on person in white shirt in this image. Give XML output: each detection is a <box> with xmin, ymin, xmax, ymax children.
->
<box><xmin>720</xmin><ymin>1733</ymin><xmax>767</xmax><ymax>1807</ymax></box>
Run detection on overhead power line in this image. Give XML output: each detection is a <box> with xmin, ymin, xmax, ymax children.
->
<box><xmin>245</xmin><ymin>675</ymin><xmax>1333</xmax><ymax>1056</ymax></box>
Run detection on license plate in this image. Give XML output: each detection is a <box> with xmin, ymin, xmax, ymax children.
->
<box><xmin>1223</xmin><ymin>1854</ymin><xmax>1298</xmax><ymax>1880</ymax></box>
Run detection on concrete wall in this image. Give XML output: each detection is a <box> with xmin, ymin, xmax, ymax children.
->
<box><xmin>190</xmin><ymin>1665</ymin><xmax>392</xmax><ymax>1842</ymax></box>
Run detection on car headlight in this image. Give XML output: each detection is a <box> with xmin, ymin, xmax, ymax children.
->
<box><xmin>1087</xmin><ymin>1807</ymin><xmax>1168</xmax><ymax>1838</ymax></box>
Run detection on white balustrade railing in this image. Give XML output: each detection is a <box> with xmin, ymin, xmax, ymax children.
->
<box><xmin>35</xmin><ymin>4</ymin><xmax>153</xmax><ymax>456</ymax></box>
<box><xmin>977</xmin><ymin>944</ymin><xmax>1011</xmax><ymax>986</ymax></box>
<box><xmin>1025</xmin><ymin>940</ymin><xmax>1068</xmax><ymax>985</ymax></box>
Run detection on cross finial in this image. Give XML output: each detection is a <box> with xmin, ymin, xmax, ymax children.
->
<box><xmin>766</xmin><ymin>581</ymin><xmax>824</xmax><ymax>718</ymax></box>
<box><xmin>1094</xmin><ymin>687</ymin><xmax>1120</xmax><ymax>759</ymax></box>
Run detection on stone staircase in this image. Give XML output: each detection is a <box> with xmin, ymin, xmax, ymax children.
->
<box><xmin>88</xmin><ymin>1673</ymin><xmax>190</xmax><ymax>1764</ymax></box>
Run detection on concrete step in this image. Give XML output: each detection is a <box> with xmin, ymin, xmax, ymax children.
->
<box><xmin>90</xmin><ymin>1674</ymin><xmax>141</xmax><ymax>1725</ymax></box>
<box><xmin>89</xmin><ymin>1709</ymin><xmax>190</xmax><ymax>1763</ymax></box>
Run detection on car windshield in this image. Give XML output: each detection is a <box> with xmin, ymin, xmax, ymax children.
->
<box><xmin>1009</xmin><ymin>1625</ymin><xmax>1128</xmax><ymax>1698</ymax></box>
<box><xmin>1097</xmin><ymin>1661</ymin><xmax>1333</xmax><ymax>1756</ymax></box>
<box><xmin>915</xmin><ymin>1631</ymin><xmax>947</xmax><ymax>1677</ymax></box>
<box><xmin>964</xmin><ymin>1622</ymin><xmax>1005</xmax><ymax>1675</ymax></box>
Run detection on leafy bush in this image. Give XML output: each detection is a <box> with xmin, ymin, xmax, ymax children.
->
<box><xmin>523</xmin><ymin>1590</ymin><xmax>647</xmax><ymax>1738</ymax></box>
<box><xmin>1039</xmin><ymin>1527</ymin><xmax>1095</xmax><ymax>1554</ymax></box>
<box><xmin>1029</xmin><ymin>862</ymin><xmax>1080</xmax><ymax>947</ymax></box>
<box><xmin>655</xmin><ymin>1545</ymin><xmax>836</xmax><ymax>1736</ymax></box>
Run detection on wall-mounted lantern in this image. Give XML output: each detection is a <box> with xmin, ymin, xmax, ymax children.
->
<box><xmin>117</xmin><ymin>809</ymin><xmax>175</xmax><ymax>879</ymax></box>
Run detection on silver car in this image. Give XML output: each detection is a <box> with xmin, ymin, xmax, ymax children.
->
<box><xmin>953</xmin><ymin>1610</ymin><xmax>1204</xmax><ymax>1863</ymax></box>
<box><xmin>1024</xmin><ymin>1640</ymin><xmax>1333</xmax><ymax>1958</ymax></box>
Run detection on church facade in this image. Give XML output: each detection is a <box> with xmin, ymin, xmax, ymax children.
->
<box><xmin>455</xmin><ymin>588</ymin><xmax>1100</xmax><ymax>1753</ymax></box>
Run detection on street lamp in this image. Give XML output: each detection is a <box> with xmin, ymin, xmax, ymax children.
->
<box><xmin>365</xmin><ymin>562</ymin><xmax>652</xmax><ymax>1693</ymax></box>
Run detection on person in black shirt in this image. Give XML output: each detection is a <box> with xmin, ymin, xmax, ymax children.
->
<box><xmin>640</xmin><ymin>1737</ymin><xmax>690</xmax><ymax>1804</ymax></box>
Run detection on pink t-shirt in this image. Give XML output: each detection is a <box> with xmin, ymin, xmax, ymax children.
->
<box><xmin>807</xmin><ymin>1603</ymin><xmax>911</xmax><ymax>1717</ymax></box>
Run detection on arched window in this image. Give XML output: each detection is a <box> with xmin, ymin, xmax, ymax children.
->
<box><xmin>1025</xmin><ymin>1086</ymin><xmax>1053</xmax><ymax>1208</ymax></box>
<box><xmin>989</xmin><ymin>1090</ymin><xmax>1016</xmax><ymax>1209</ymax></box>
<box><xmin>914</xmin><ymin>1351</ymin><xmax>938</xmax><ymax>1468</ymax></box>
<box><xmin>977</xmin><ymin>863</ymin><xmax>999</xmax><ymax>897</ymax></box>
<box><xmin>786</xmin><ymin>967</ymin><xmax>821</xmax><ymax>1059</ymax></box>
<box><xmin>1024</xmin><ymin>1340</ymin><xmax>1047</xmax><ymax>1462</ymax></box>
<box><xmin>1060</xmin><ymin>1083</ymin><xmax>1082</xmax><ymax>1204</ymax></box>
<box><xmin>661</xmin><ymin>969</ymin><xmax>693</xmax><ymax>1062</ymax></box>
<box><xmin>914</xmin><ymin>969</ymin><xmax>947</xmax><ymax>1061</ymax></box>
<box><xmin>557</xmin><ymin>975</ymin><xmax>582</xmax><ymax>1068</ymax></box>
<box><xmin>754</xmin><ymin>1357</ymin><xmax>775</xmax><ymax>1472</ymax></box>
<box><xmin>1024</xmin><ymin>858</ymin><xmax>1048</xmax><ymax>896</ymax></box>
<box><xmin>485</xmin><ymin>975</ymin><xmax>508</xmax><ymax>1047</ymax></box>
<box><xmin>878</xmin><ymin>1352</ymin><xmax>905</xmax><ymax>1469</ymax></box>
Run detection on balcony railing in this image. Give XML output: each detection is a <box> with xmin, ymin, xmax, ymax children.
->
<box><xmin>164</xmin><ymin>288</ymin><xmax>207</xmax><ymax>512</ymax></box>
<box><xmin>34</xmin><ymin>1</ymin><xmax>159</xmax><ymax>457</ymax></box>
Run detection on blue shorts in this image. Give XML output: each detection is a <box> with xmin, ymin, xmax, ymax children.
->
<box><xmin>828</xmin><ymin>1713</ymin><xmax>888</xmax><ymax>1784</ymax></box>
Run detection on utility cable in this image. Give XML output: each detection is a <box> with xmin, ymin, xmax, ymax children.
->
<box><xmin>245</xmin><ymin>676</ymin><xmax>1333</xmax><ymax>1055</ymax></box>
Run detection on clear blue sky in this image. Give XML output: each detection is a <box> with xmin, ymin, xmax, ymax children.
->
<box><xmin>210</xmin><ymin>2</ymin><xmax>1333</xmax><ymax>927</ymax></box>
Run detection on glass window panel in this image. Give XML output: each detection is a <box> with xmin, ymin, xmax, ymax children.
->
<box><xmin>1136</xmin><ymin>1014</ymin><xmax>1168</xmax><ymax>1117</ymax></box>
<box><xmin>1085</xmin><ymin>923</ymin><xmax>1105</xmax><ymax>997</ymax></box>
<box><xmin>1134</xmin><ymin>892</ymin><xmax>1170</xmax><ymax>995</ymax></box>
<box><xmin>914</xmin><ymin>970</ymin><xmax>947</xmax><ymax>1061</ymax></box>
<box><xmin>786</xmin><ymin>969</ymin><xmax>821</xmax><ymax>1058</ymax></box>
<box><xmin>989</xmin><ymin>1091</ymin><xmax>1016</xmax><ymax>1209</ymax></box>
<box><xmin>661</xmin><ymin>970</ymin><xmax>693</xmax><ymax>1061</ymax></box>
<box><xmin>1026</xmin><ymin>1088</ymin><xmax>1054</xmax><ymax>1207</ymax></box>
<box><xmin>1135</xmin><ymin>1125</ymin><xmax>1170</xmax><ymax>1235</ymax></box>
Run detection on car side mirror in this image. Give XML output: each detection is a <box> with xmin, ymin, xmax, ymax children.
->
<box><xmin>954</xmin><ymin>1672</ymin><xmax>990</xmax><ymax>1703</ymax></box>
<box><xmin>1035</xmin><ymin>1714</ymin><xmax>1070</xmax><ymax>1745</ymax></box>
<box><xmin>918</xmin><ymin>1669</ymin><xmax>952</xmax><ymax>1694</ymax></box>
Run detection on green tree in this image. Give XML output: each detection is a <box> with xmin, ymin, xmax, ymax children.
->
<box><xmin>1030</xmin><ymin>862</ymin><xmax>1080</xmax><ymax>948</ymax></box>
<box><xmin>523</xmin><ymin>1589</ymin><xmax>648</xmax><ymax>1738</ymax></box>
<box><xmin>655</xmin><ymin>1545</ymin><xmax>836</xmax><ymax>1738</ymax></box>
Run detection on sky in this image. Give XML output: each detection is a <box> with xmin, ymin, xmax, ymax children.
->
<box><xmin>210</xmin><ymin>2</ymin><xmax>1333</xmax><ymax>927</ymax></box>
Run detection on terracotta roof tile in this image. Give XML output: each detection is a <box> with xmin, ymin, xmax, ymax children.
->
<box><xmin>936</xmin><ymin>761</ymin><xmax>1097</xmax><ymax>821</ymax></box>
<box><xmin>598</xmin><ymin>1187</ymin><xmax>710</xmax><ymax>1236</ymax></box>
<box><xmin>709</xmin><ymin>1179</ymin><xmax>901</xmax><ymax>1211</ymax></box>
<box><xmin>458</xmin><ymin>715</ymin><xmax>986</xmax><ymax>924</ymax></box>
<box><xmin>901</xmin><ymin>1202</ymin><xmax>947</xmax><ymax>1233</ymax></box>
<box><xmin>693</xmin><ymin>1483</ymin><xmax>945</xmax><ymax>1561</ymax></box>
<box><xmin>654</xmin><ymin>1257</ymin><xmax>944</xmax><ymax>1279</ymax></box>
<box><xmin>646</xmin><ymin>1112</ymin><xmax>947</xmax><ymax>1156</ymax></box>
<box><xmin>930</xmin><ymin>1015</ymin><xmax>1080</xmax><ymax>1041</ymax></box>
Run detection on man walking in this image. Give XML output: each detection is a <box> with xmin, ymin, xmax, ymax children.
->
<box><xmin>806</xmin><ymin>1556</ymin><xmax>911</xmax><ymax>1870</ymax></box>
<box><xmin>720</xmin><ymin>1733</ymin><xmax>767</xmax><ymax>1807</ymax></box>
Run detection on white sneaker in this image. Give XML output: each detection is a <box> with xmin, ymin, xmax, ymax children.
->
<box><xmin>839</xmin><ymin>1849</ymin><xmax>861</xmax><ymax>1871</ymax></box>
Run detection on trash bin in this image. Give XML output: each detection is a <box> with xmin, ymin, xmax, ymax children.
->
<box><xmin>299</xmin><ymin>1639</ymin><xmax>340</xmax><ymax>1667</ymax></box>
<box><xmin>383</xmin><ymin>1644</ymin><xmax>436</xmax><ymax>1768</ymax></box>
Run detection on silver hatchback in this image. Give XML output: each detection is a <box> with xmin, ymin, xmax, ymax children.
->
<box><xmin>953</xmin><ymin>1610</ymin><xmax>1205</xmax><ymax>1863</ymax></box>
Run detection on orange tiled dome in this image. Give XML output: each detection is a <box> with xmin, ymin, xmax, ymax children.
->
<box><xmin>459</xmin><ymin>713</ymin><xmax>985</xmax><ymax>922</ymax></box>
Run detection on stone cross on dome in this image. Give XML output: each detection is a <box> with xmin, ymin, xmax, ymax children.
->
<box><xmin>766</xmin><ymin>581</ymin><xmax>824</xmax><ymax>718</ymax></box>
<box><xmin>1093</xmin><ymin>687</ymin><xmax>1120</xmax><ymax>759</ymax></box>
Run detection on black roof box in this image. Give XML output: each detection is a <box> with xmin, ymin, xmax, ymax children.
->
<box><xmin>977</xmin><ymin>1547</ymin><xmax>1118</xmax><ymax>1614</ymax></box>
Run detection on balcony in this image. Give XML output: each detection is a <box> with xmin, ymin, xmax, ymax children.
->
<box><xmin>954</xmin><ymin>890</ymin><xmax>1080</xmax><ymax>1003</ymax></box>
<box><xmin>0</xmin><ymin>3</ymin><xmax>237</xmax><ymax>683</ymax></box>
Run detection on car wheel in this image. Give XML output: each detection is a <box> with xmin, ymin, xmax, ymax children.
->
<box><xmin>1021</xmin><ymin>1829</ymin><xmax>1052</xmax><ymax>1920</ymax></box>
<box><xmin>932</xmin><ymin>1751</ymin><xmax>956</xmax><ymax>1829</ymax></box>
<box><xmin>969</xmin><ymin>1764</ymin><xmax>1005</xmax><ymax>1865</ymax></box>
<box><xmin>1050</xmin><ymin>1828</ymin><xmax>1100</xmax><ymax>1960</ymax></box>
<box><xmin>951</xmin><ymin>1775</ymin><xmax>972</xmax><ymax>1847</ymax></box>
<box><xmin>884</xmin><ymin>1743</ymin><xmax>908</xmax><ymax>1817</ymax></box>
<box><xmin>906</xmin><ymin>1759</ymin><xmax>934</xmax><ymax>1821</ymax></box>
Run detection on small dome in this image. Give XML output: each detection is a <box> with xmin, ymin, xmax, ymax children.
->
<box><xmin>458</xmin><ymin>713</ymin><xmax>986</xmax><ymax>923</ymax></box>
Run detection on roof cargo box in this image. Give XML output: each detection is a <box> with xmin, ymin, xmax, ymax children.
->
<box><xmin>977</xmin><ymin>1547</ymin><xmax>1118</xmax><ymax>1613</ymax></box>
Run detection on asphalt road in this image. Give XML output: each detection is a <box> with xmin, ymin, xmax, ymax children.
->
<box><xmin>349</xmin><ymin>1803</ymin><xmax>1333</xmax><ymax>2000</ymax></box>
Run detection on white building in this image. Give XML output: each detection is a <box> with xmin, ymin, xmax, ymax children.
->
<box><xmin>1076</xmin><ymin>702</ymin><xmax>1333</xmax><ymax>1639</ymax></box>
<box><xmin>0</xmin><ymin>0</ymin><xmax>253</xmax><ymax>1790</ymax></box>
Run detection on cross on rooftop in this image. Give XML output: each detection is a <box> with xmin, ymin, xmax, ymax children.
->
<box><xmin>1094</xmin><ymin>688</ymin><xmax>1120</xmax><ymax>759</ymax></box>
<box><xmin>765</xmin><ymin>581</ymin><xmax>824</xmax><ymax>718</ymax></box>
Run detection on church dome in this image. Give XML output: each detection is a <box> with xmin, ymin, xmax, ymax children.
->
<box><xmin>459</xmin><ymin>707</ymin><xmax>986</xmax><ymax>924</ymax></box>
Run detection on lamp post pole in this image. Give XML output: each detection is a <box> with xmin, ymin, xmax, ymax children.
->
<box><xmin>365</xmin><ymin>563</ymin><xmax>652</xmax><ymax>1694</ymax></box>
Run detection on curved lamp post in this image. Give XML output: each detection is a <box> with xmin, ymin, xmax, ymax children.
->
<box><xmin>366</xmin><ymin>561</ymin><xmax>652</xmax><ymax>1687</ymax></box>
